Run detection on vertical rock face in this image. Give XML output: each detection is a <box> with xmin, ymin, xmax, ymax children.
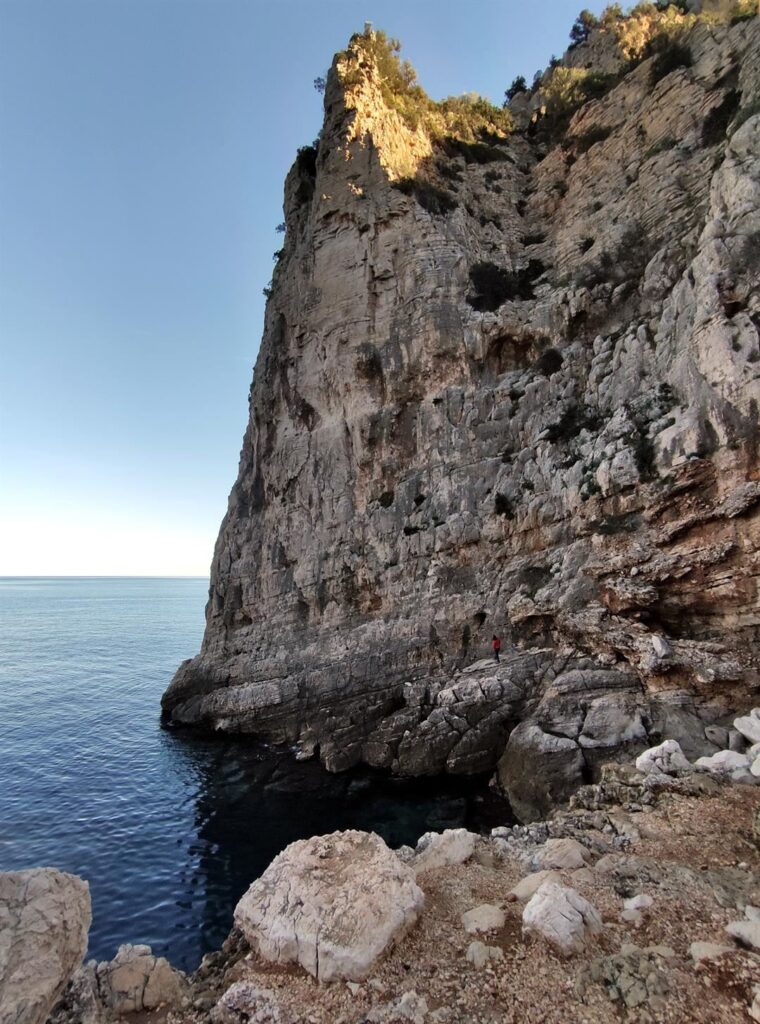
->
<box><xmin>163</xmin><ymin>16</ymin><xmax>760</xmax><ymax>801</ymax></box>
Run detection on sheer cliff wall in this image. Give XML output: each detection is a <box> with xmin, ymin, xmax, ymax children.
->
<box><xmin>163</xmin><ymin>16</ymin><xmax>760</xmax><ymax>819</ymax></box>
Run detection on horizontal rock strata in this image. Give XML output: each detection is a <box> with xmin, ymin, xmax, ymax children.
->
<box><xmin>163</xmin><ymin>10</ymin><xmax>760</xmax><ymax>812</ymax></box>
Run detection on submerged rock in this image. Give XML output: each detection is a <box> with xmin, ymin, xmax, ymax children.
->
<box><xmin>233</xmin><ymin>830</ymin><xmax>424</xmax><ymax>982</ymax></box>
<box><xmin>0</xmin><ymin>868</ymin><xmax>90</xmax><ymax>1024</ymax></box>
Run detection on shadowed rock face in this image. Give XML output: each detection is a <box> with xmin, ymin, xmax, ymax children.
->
<box><xmin>163</xmin><ymin>18</ymin><xmax>760</xmax><ymax>812</ymax></box>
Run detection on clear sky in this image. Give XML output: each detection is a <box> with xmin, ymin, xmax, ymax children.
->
<box><xmin>0</xmin><ymin>0</ymin><xmax>606</xmax><ymax>577</ymax></box>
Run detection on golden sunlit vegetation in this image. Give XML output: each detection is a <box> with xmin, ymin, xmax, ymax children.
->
<box><xmin>531</xmin><ymin>1</ymin><xmax>756</xmax><ymax>130</ymax></box>
<box><xmin>337</xmin><ymin>29</ymin><xmax>514</xmax><ymax>142</ymax></box>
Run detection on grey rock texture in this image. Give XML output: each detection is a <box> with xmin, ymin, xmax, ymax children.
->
<box><xmin>583</xmin><ymin>944</ymin><xmax>673</xmax><ymax>1011</ymax></box>
<box><xmin>0</xmin><ymin>868</ymin><xmax>90</xmax><ymax>1024</ymax></box>
<box><xmin>163</xmin><ymin>15</ymin><xmax>760</xmax><ymax>815</ymax></box>
<box><xmin>211</xmin><ymin>983</ymin><xmax>291</xmax><ymax>1024</ymax></box>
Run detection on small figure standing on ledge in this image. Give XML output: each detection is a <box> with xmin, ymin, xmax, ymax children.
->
<box><xmin>492</xmin><ymin>634</ymin><xmax>501</xmax><ymax>663</ymax></box>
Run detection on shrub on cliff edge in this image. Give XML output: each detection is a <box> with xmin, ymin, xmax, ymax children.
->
<box><xmin>337</xmin><ymin>29</ymin><xmax>513</xmax><ymax>142</ymax></box>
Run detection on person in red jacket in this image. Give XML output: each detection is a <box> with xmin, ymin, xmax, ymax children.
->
<box><xmin>492</xmin><ymin>634</ymin><xmax>501</xmax><ymax>663</ymax></box>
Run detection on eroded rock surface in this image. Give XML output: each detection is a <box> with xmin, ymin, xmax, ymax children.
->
<box><xmin>162</xmin><ymin>10</ymin><xmax>760</xmax><ymax>819</ymax></box>
<box><xmin>0</xmin><ymin>868</ymin><xmax>90</xmax><ymax>1024</ymax></box>
<box><xmin>233</xmin><ymin>830</ymin><xmax>424</xmax><ymax>981</ymax></box>
<box><xmin>95</xmin><ymin>944</ymin><xmax>187</xmax><ymax>1014</ymax></box>
<box><xmin>522</xmin><ymin>880</ymin><xmax>603</xmax><ymax>955</ymax></box>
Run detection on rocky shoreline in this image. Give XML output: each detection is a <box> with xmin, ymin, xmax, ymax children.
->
<box><xmin>7</xmin><ymin>5</ymin><xmax>760</xmax><ymax>1022</ymax></box>
<box><xmin>162</xmin><ymin>4</ymin><xmax>760</xmax><ymax>797</ymax></box>
<box><xmin>3</xmin><ymin>709</ymin><xmax>759</xmax><ymax>1024</ymax></box>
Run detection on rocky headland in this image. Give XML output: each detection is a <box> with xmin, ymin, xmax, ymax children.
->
<box><xmin>6</xmin><ymin>3</ymin><xmax>760</xmax><ymax>1023</ymax></box>
<box><xmin>161</xmin><ymin>1</ymin><xmax>760</xmax><ymax>827</ymax></box>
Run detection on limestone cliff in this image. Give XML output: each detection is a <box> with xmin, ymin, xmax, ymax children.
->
<box><xmin>163</xmin><ymin>7</ymin><xmax>760</xmax><ymax>819</ymax></box>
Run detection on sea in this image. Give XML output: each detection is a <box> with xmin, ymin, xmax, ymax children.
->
<box><xmin>0</xmin><ymin>576</ymin><xmax>509</xmax><ymax>971</ymax></box>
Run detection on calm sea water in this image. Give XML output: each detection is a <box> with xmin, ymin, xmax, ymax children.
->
<box><xmin>0</xmin><ymin>577</ymin><xmax>508</xmax><ymax>971</ymax></box>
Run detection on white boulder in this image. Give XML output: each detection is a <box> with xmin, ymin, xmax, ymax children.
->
<box><xmin>695</xmin><ymin>750</ymin><xmax>751</xmax><ymax>779</ymax></box>
<box><xmin>623</xmin><ymin>894</ymin><xmax>653</xmax><ymax>912</ymax></box>
<box><xmin>0</xmin><ymin>868</ymin><xmax>91</xmax><ymax>1024</ymax></box>
<box><xmin>734</xmin><ymin>709</ymin><xmax>760</xmax><ymax>746</ymax></box>
<box><xmin>726</xmin><ymin>919</ymin><xmax>760</xmax><ymax>951</ymax></box>
<box><xmin>689</xmin><ymin>941</ymin><xmax>734</xmax><ymax>963</ymax></box>
<box><xmin>413</xmin><ymin>829</ymin><xmax>477</xmax><ymax>873</ymax></box>
<box><xmin>522</xmin><ymin>880</ymin><xmax>603</xmax><ymax>956</ymax></box>
<box><xmin>465</xmin><ymin>940</ymin><xmax>503</xmax><ymax>969</ymax></box>
<box><xmin>233</xmin><ymin>830</ymin><xmax>424</xmax><ymax>982</ymax></box>
<box><xmin>509</xmin><ymin>870</ymin><xmax>561</xmax><ymax>902</ymax></box>
<box><xmin>700</xmin><ymin>745</ymin><xmax>753</xmax><ymax>770</ymax></box>
<box><xmin>635</xmin><ymin>739</ymin><xmax>691</xmax><ymax>775</ymax></box>
<box><xmin>461</xmin><ymin>904</ymin><xmax>505</xmax><ymax>934</ymax></box>
<box><xmin>534</xmin><ymin>837</ymin><xmax>590</xmax><ymax>870</ymax></box>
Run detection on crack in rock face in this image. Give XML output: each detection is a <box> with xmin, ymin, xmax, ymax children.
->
<box><xmin>522</xmin><ymin>880</ymin><xmax>603</xmax><ymax>956</ymax></box>
<box><xmin>162</xmin><ymin>14</ymin><xmax>760</xmax><ymax>819</ymax></box>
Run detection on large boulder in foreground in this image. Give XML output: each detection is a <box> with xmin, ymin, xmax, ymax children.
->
<box><xmin>0</xmin><ymin>868</ymin><xmax>91</xmax><ymax>1024</ymax></box>
<box><xmin>234</xmin><ymin>830</ymin><xmax>424</xmax><ymax>982</ymax></box>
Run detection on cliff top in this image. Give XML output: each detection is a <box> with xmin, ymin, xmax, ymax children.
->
<box><xmin>319</xmin><ymin>1</ymin><xmax>758</xmax><ymax>155</ymax></box>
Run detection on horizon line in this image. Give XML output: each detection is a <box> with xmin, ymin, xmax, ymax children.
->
<box><xmin>0</xmin><ymin>575</ymin><xmax>210</xmax><ymax>579</ymax></box>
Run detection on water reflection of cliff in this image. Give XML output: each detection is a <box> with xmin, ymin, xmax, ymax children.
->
<box><xmin>164</xmin><ymin>730</ymin><xmax>512</xmax><ymax>969</ymax></box>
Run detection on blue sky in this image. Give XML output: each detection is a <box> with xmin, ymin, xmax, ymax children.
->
<box><xmin>0</xmin><ymin>0</ymin><xmax>606</xmax><ymax>576</ymax></box>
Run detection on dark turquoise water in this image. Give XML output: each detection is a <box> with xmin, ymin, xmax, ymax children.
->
<box><xmin>0</xmin><ymin>577</ymin><xmax>508</xmax><ymax>971</ymax></box>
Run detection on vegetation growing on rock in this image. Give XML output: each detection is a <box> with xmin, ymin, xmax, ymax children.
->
<box><xmin>336</xmin><ymin>29</ymin><xmax>514</xmax><ymax>143</ymax></box>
